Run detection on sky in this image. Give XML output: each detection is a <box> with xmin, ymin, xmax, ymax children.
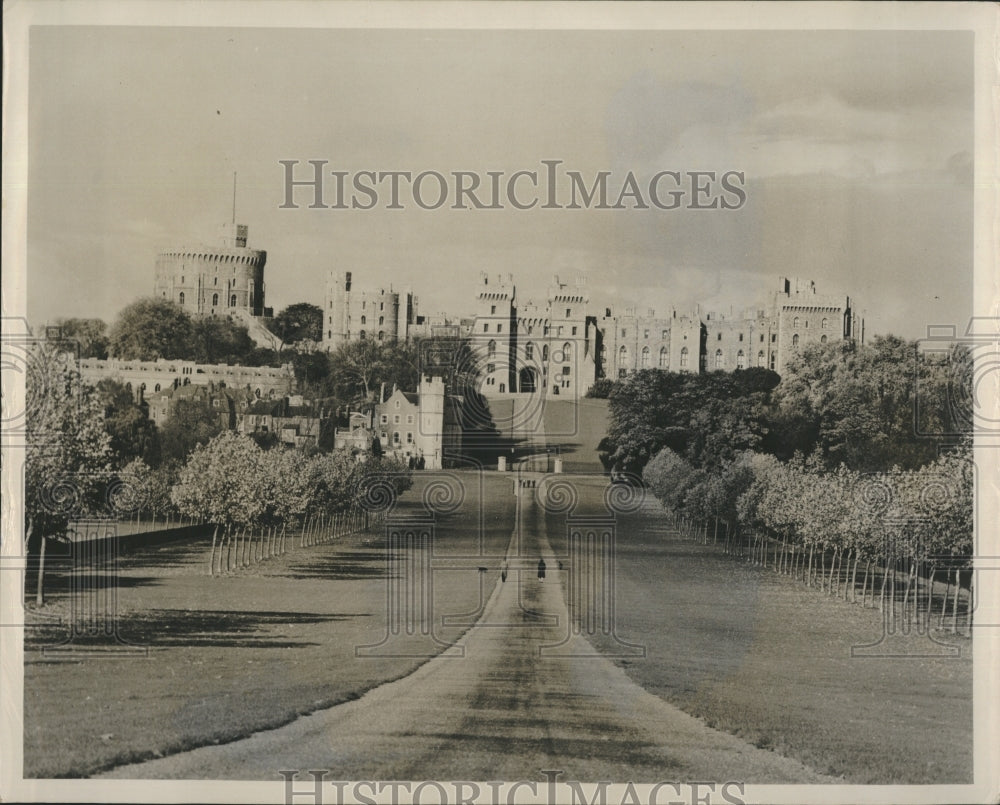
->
<box><xmin>26</xmin><ymin>26</ymin><xmax>974</xmax><ymax>339</ymax></box>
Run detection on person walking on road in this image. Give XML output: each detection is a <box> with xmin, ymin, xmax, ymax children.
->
<box><xmin>537</xmin><ymin>558</ymin><xmax>546</xmax><ymax>581</ymax></box>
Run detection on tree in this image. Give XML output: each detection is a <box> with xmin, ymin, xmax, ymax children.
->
<box><xmin>171</xmin><ymin>432</ymin><xmax>267</xmax><ymax>574</ymax></box>
<box><xmin>95</xmin><ymin>379</ymin><xmax>160</xmax><ymax>467</ymax></box>
<box><xmin>54</xmin><ymin>318</ymin><xmax>109</xmax><ymax>359</ymax></box>
<box><xmin>158</xmin><ymin>397</ymin><xmax>224</xmax><ymax>464</ymax></box>
<box><xmin>267</xmin><ymin>303</ymin><xmax>323</xmax><ymax>344</ymax></box>
<box><xmin>24</xmin><ymin>343</ymin><xmax>113</xmax><ymax>604</ymax></box>
<box><xmin>108</xmin><ymin>298</ymin><xmax>194</xmax><ymax>360</ymax></box>
<box><xmin>329</xmin><ymin>339</ymin><xmax>386</xmax><ymax>403</ymax></box>
<box><xmin>190</xmin><ymin>315</ymin><xmax>256</xmax><ymax>364</ymax></box>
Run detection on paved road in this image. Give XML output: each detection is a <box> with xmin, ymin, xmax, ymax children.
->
<box><xmin>101</xmin><ymin>478</ymin><xmax>830</xmax><ymax>782</ymax></box>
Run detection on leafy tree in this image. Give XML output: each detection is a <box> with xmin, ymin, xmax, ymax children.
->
<box><xmin>190</xmin><ymin>315</ymin><xmax>256</xmax><ymax>364</ymax></box>
<box><xmin>108</xmin><ymin>298</ymin><xmax>195</xmax><ymax>360</ymax></box>
<box><xmin>171</xmin><ymin>432</ymin><xmax>268</xmax><ymax>574</ymax></box>
<box><xmin>24</xmin><ymin>344</ymin><xmax>113</xmax><ymax>604</ymax></box>
<box><xmin>268</xmin><ymin>302</ymin><xmax>323</xmax><ymax>344</ymax></box>
<box><xmin>95</xmin><ymin>379</ymin><xmax>160</xmax><ymax>467</ymax></box>
<box><xmin>329</xmin><ymin>339</ymin><xmax>386</xmax><ymax>403</ymax></box>
<box><xmin>54</xmin><ymin>317</ymin><xmax>109</xmax><ymax>359</ymax></box>
<box><xmin>158</xmin><ymin>397</ymin><xmax>224</xmax><ymax>464</ymax></box>
<box><xmin>585</xmin><ymin>378</ymin><xmax>617</xmax><ymax>399</ymax></box>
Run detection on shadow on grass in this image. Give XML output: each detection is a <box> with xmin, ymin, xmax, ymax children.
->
<box><xmin>25</xmin><ymin>608</ymin><xmax>369</xmax><ymax>652</ymax></box>
<box><xmin>266</xmin><ymin>549</ymin><xmax>398</xmax><ymax>581</ymax></box>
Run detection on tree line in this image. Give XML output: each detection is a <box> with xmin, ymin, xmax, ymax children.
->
<box><xmin>602</xmin><ymin>335</ymin><xmax>974</xmax><ymax>630</ymax></box>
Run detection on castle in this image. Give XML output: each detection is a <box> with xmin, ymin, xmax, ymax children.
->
<box><xmin>324</xmin><ymin>269</ymin><xmax>863</xmax><ymax>398</ymax></box>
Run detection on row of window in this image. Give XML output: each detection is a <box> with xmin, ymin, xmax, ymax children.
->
<box><xmin>178</xmin><ymin>291</ymin><xmax>251</xmax><ymax>308</ymax></box>
<box><xmin>380</xmin><ymin>414</ymin><xmax>415</xmax><ymax>425</ymax></box>
<box><xmin>616</xmin><ymin>335</ymin><xmax>830</xmax><ymax>370</ymax></box>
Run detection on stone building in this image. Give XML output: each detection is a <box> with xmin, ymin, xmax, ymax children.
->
<box><xmin>374</xmin><ymin>375</ymin><xmax>463</xmax><ymax>469</ymax></box>
<box><xmin>78</xmin><ymin>357</ymin><xmax>295</xmax><ymax>403</ymax></box>
<box><xmin>322</xmin><ymin>270</ymin><xmax>419</xmax><ymax>349</ymax></box>
<box><xmin>154</xmin><ymin>222</ymin><xmax>268</xmax><ymax>318</ymax></box>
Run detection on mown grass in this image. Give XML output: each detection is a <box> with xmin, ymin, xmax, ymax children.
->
<box><xmin>568</xmin><ymin>477</ymin><xmax>972</xmax><ymax>784</ymax></box>
<box><xmin>23</xmin><ymin>472</ymin><xmax>514</xmax><ymax>778</ymax></box>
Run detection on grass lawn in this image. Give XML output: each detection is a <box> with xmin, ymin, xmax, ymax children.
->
<box><xmin>23</xmin><ymin>471</ymin><xmax>515</xmax><ymax>778</ymax></box>
<box><xmin>559</xmin><ymin>477</ymin><xmax>973</xmax><ymax>784</ymax></box>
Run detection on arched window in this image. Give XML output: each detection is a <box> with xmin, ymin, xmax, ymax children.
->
<box><xmin>379</xmin><ymin>316</ymin><xmax>384</xmax><ymax>325</ymax></box>
<box><xmin>563</xmin><ymin>341</ymin><xmax>572</xmax><ymax>357</ymax></box>
<box><xmin>525</xmin><ymin>342</ymin><xmax>534</xmax><ymax>360</ymax></box>
<box><xmin>757</xmin><ymin>350</ymin><xmax>765</xmax><ymax>366</ymax></box>
<box><xmin>154</xmin><ymin>383</ymin><xmax>161</xmax><ymax>392</ymax></box>
<box><xmin>488</xmin><ymin>339</ymin><xmax>497</xmax><ymax>357</ymax></box>
<box><xmin>178</xmin><ymin>292</ymin><xmax>185</xmax><ymax>305</ymax></box>
<box><xmin>378</xmin><ymin>331</ymin><xmax>385</xmax><ymax>341</ymax></box>
<box><xmin>822</xmin><ymin>318</ymin><xmax>829</xmax><ymax>329</ymax></box>
<box><xmin>361</xmin><ymin>315</ymin><xmax>366</xmax><ymax>325</ymax></box>
<box><xmin>680</xmin><ymin>347</ymin><xmax>689</xmax><ymax>368</ymax></box>
<box><xmin>736</xmin><ymin>350</ymin><xmax>746</xmax><ymax>369</ymax></box>
<box><xmin>793</xmin><ymin>316</ymin><xmax>800</xmax><ymax>328</ymax></box>
<box><xmin>659</xmin><ymin>347</ymin><xmax>668</xmax><ymax>368</ymax></box>
<box><xmin>821</xmin><ymin>335</ymin><xmax>828</xmax><ymax>344</ymax></box>
<box><xmin>542</xmin><ymin>344</ymin><xmax>549</xmax><ymax>361</ymax></box>
<box><xmin>212</xmin><ymin>293</ymin><xmax>219</xmax><ymax>306</ymax></box>
<box><xmin>792</xmin><ymin>334</ymin><xmax>800</xmax><ymax>347</ymax></box>
<box><xmin>230</xmin><ymin>294</ymin><xmax>237</xmax><ymax>307</ymax></box>
<box><xmin>359</xmin><ymin>330</ymin><xmax>366</xmax><ymax>340</ymax></box>
<box><xmin>641</xmin><ymin>346</ymin><xmax>651</xmax><ymax>367</ymax></box>
<box><xmin>618</xmin><ymin>345</ymin><xmax>628</xmax><ymax>366</ymax></box>
<box><xmin>714</xmin><ymin>349</ymin><xmax>724</xmax><ymax>369</ymax></box>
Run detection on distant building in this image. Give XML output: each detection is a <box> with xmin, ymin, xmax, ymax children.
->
<box><xmin>322</xmin><ymin>270</ymin><xmax>419</xmax><ymax>349</ymax></box>
<box><xmin>374</xmin><ymin>375</ymin><xmax>463</xmax><ymax>469</ymax></box>
<box><xmin>235</xmin><ymin>395</ymin><xmax>326</xmax><ymax>449</ymax></box>
<box><xmin>79</xmin><ymin>357</ymin><xmax>295</xmax><ymax>403</ymax></box>
<box><xmin>153</xmin><ymin>222</ymin><xmax>281</xmax><ymax>350</ymax></box>
<box><xmin>144</xmin><ymin>383</ymin><xmax>256</xmax><ymax>430</ymax></box>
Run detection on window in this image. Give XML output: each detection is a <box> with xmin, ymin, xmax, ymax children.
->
<box><xmin>361</xmin><ymin>315</ymin><xmax>367</xmax><ymax>325</ymax></box>
<box><xmin>381</xmin><ymin>432</ymin><xmax>387</xmax><ymax>441</ymax></box>
<box><xmin>662</xmin><ymin>330</ymin><xmax>668</xmax><ymax>340</ymax></box>
<box><xmin>644</xmin><ymin>329</ymin><xmax>649</xmax><ymax>339</ymax></box>
<box><xmin>771</xmin><ymin>334</ymin><xmax>777</xmax><ymax>343</ymax></box>
<box><xmin>525</xmin><ymin>343</ymin><xmax>534</xmax><ymax>360</ymax></box>
<box><xmin>562</xmin><ymin>341</ymin><xmax>572</xmax><ymax>358</ymax></box>
<box><xmin>487</xmin><ymin>363</ymin><xmax>496</xmax><ymax>374</ymax></box>
<box><xmin>760</xmin><ymin>334</ymin><xmax>765</xmax><ymax>342</ymax></box>
<box><xmin>659</xmin><ymin>347</ymin><xmax>668</xmax><ymax>368</ymax></box>
<box><xmin>179</xmin><ymin>291</ymin><xmax>185</xmax><ymax>305</ymax></box>
<box><xmin>770</xmin><ymin>352</ymin><xmax>776</xmax><ymax>370</ymax></box>
<box><xmin>488</xmin><ymin>339</ymin><xmax>497</xmax><ymax>357</ymax></box>
<box><xmin>792</xmin><ymin>334</ymin><xmax>800</xmax><ymax>346</ymax></box>
<box><xmin>483</xmin><ymin>323</ymin><xmax>489</xmax><ymax>333</ymax></box>
<box><xmin>542</xmin><ymin>345</ymin><xmax>549</xmax><ymax>361</ymax></box>
<box><xmin>566</xmin><ymin>308</ymin><xmax>571</xmax><ymax>317</ymax></box>
<box><xmin>680</xmin><ymin>347</ymin><xmax>689</xmax><ymax>368</ymax></box>
<box><xmin>618</xmin><ymin>369</ymin><xmax>627</xmax><ymax>379</ymax></box>
<box><xmin>406</xmin><ymin>415</ymin><xmax>414</xmax><ymax>424</ymax></box>
<box><xmin>572</xmin><ymin>326</ymin><xmax>578</xmax><ymax>336</ymax></box>
<box><xmin>618</xmin><ymin>345</ymin><xmax>628</xmax><ymax>366</ymax></box>
<box><xmin>562</xmin><ymin>365</ymin><xmax>570</xmax><ymax>375</ymax></box>
<box><xmin>230</xmin><ymin>294</ymin><xmax>237</xmax><ymax>307</ymax></box>
<box><xmin>497</xmin><ymin>324</ymin><xmax>503</xmax><ymax>333</ymax></box>
<box><xmin>406</xmin><ymin>432</ymin><xmax>413</xmax><ymax>444</ymax></box>
<box><xmin>380</xmin><ymin>302</ymin><xmax>384</xmax><ymax>311</ymax></box>
<box><xmin>212</xmin><ymin>293</ymin><xmax>219</xmax><ymax>306</ymax></box>
<box><xmin>395</xmin><ymin>400</ymin><xmax>400</xmax><ymax>408</ymax></box>
<box><xmin>717</xmin><ymin>332</ymin><xmax>722</xmax><ymax>341</ymax></box>
<box><xmin>359</xmin><ymin>330</ymin><xmax>366</xmax><ymax>340</ymax></box>
<box><xmin>821</xmin><ymin>335</ymin><xmax>828</xmax><ymax>344</ymax></box>
<box><xmin>822</xmin><ymin>318</ymin><xmax>830</xmax><ymax>329</ymax></box>
<box><xmin>394</xmin><ymin>415</ymin><xmax>400</xmax><ymax>424</ymax></box>
<box><xmin>499</xmin><ymin>383</ymin><xmax>505</xmax><ymax>393</ymax></box>
<box><xmin>381</xmin><ymin>414</ymin><xmax>388</xmax><ymax>424</ymax></box>
<box><xmin>641</xmin><ymin>346</ymin><xmax>651</xmax><ymax>367</ymax></box>
<box><xmin>378</xmin><ymin>331</ymin><xmax>385</xmax><ymax>341</ymax></box>
<box><xmin>739</xmin><ymin>333</ymin><xmax>744</xmax><ymax>342</ymax></box>
<box><xmin>758</xmin><ymin>350</ymin><xmax>765</xmax><ymax>367</ymax></box>
<box><xmin>714</xmin><ymin>349</ymin><xmax>724</xmax><ymax>369</ymax></box>
<box><xmin>491</xmin><ymin>305</ymin><xmax>496</xmax><ymax>314</ymax></box>
<box><xmin>393</xmin><ymin>432</ymin><xmax>400</xmax><ymax>444</ymax></box>
<box><xmin>213</xmin><ymin>277</ymin><xmax>218</xmax><ymax>286</ymax></box>
<box><xmin>622</xmin><ymin>328</ymin><xmax>627</xmax><ymax>338</ymax></box>
<box><xmin>379</xmin><ymin>316</ymin><xmax>384</xmax><ymax>325</ymax></box>
<box><xmin>793</xmin><ymin>317</ymin><xmax>800</xmax><ymax>328</ymax></box>
<box><xmin>736</xmin><ymin>350</ymin><xmax>746</xmax><ymax>369</ymax></box>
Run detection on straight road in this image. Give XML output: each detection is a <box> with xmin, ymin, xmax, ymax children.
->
<box><xmin>100</xmin><ymin>476</ymin><xmax>830</xmax><ymax>782</ymax></box>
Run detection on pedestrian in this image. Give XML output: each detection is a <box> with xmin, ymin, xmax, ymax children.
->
<box><xmin>537</xmin><ymin>558</ymin><xmax>546</xmax><ymax>581</ymax></box>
